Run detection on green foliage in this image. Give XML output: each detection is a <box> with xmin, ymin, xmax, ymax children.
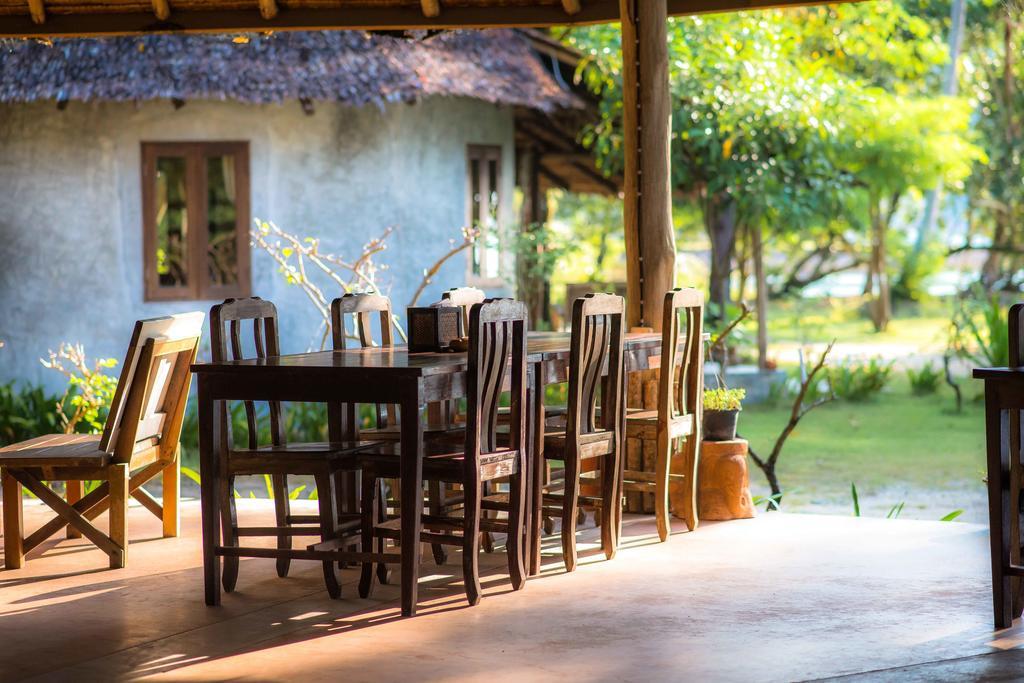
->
<box><xmin>703</xmin><ymin>387</ymin><xmax>746</xmax><ymax>411</ymax></box>
<box><xmin>906</xmin><ymin>362</ymin><xmax>942</xmax><ymax>396</ymax></box>
<box><xmin>835</xmin><ymin>94</ymin><xmax>982</xmax><ymax>201</ymax></box>
<box><xmin>0</xmin><ymin>382</ymin><xmax>62</xmax><ymax>446</ymax></box>
<box><xmin>949</xmin><ymin>291</ymin><xmax>1009</xmax><ymax>367</ymax></box>
<box><xmin>851</xmin><ymin>482</ymin><xmax>861</xmax><ymax>517</ymax></box>
<box><xmin>939</xmin><ymin>509</ymin><xmax>964</xmax><ymax>522</ymax></box>
<box><xmin>514</xmin><ymin>221</ymin><xmax>576</xmax><ymax>284</ymax></box>
<box><xmin>40</xmin><ymin>343</ymin><xmax>119</xmax><ymax>434</ymax></box>
<box><xmin>830</xmin><ymin>358</ymin><xmax>893</xmax><ymax>402</ymax></box>
<box><xmin>752</xmin><ymin>491</ymin><xmax>784</xmax><ymax>511</ymax></box>
<box><xmin>180</xmin><ymin>465</ymin><xmax>318</xmax><ymax>500</ymax></box>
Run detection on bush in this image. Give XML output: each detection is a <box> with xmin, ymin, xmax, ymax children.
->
<box><xmin>830</xmin><ymin>358</ymin><xmax>892</xmax><ymax>402</ymax></box>
<box><xmin>906</xmin><ymin>362</ymin><xmax>942</xmax><ymax>396</ymax></box>
<box><xmin>0</xmin><ymin>382</ymin><xmax>63</xmax><ymax>446</ymax></box>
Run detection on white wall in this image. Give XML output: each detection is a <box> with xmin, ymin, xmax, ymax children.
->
<box><xmin>0</xmin><ymin>97</ymin><xmax>516</xmax><ymax>388</ymax></box>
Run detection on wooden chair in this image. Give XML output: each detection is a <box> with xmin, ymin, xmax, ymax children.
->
<box><xmin>1</xmin><ymin>312</ymin><xmax>203</xmax><ymax>569</ymax></box>
<box><xmin>540</xmin><ymin>293</ymin><xmax>625</xmax><ymax>572</ymax></box>
<box><xmin>356</xmin><ymin>298</ymin><xmax>529</xmax><ymax>606</ymax></box>
<box><xmin>623</xmin><ymin>288</ymin><xmax>704</xmax><ymax>540</ymax></box>
<box><xmin>210</xmin><ymin>297</ymin><xmax>371</xmax><ymax>598</ymax></box>
<box><xmin>442</xmin><ymin>286</ymin><xmax>486</xmax><ymax>337</ymax></box>
<box><xmin>331</xmin><ymin>291</ymin><xmax>461</xmax><ymax>556</ymax></box>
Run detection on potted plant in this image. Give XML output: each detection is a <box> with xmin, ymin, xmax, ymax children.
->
<box><xmin>703</xmin><ymin>387</ymin><xmax>746</xmax><ymax>441</ymax></box>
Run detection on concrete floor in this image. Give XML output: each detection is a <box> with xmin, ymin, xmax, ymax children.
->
<box><xmin>1</xmin><ymin>499</ymin><xmax>1022</xmax><ymax>682</ymax></box>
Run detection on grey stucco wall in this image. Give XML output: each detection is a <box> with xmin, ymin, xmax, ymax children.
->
<box><xmin>0</xmin><ymin>97</ymin><xmax>516</xmax><ymax>388</ymax></box>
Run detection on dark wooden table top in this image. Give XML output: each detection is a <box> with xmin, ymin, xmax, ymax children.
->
<box><xmin>192</xmin><ymin>331</ymin><xmax>664</xmax><ymax>377</ymax></box>
<box><xmin>973</xmin><ymin>367</ymin><xmax>1024</xmax><ymax>379</ymax></box>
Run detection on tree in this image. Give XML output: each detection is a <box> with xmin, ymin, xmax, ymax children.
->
<box><xmin>572</xmin><ymin>13</ymin><xmax>848</xmax><ymax>320</ymax></box>
<box><xmin>568</xmin><ymin>3</ymin><xmax>954</xmax><ymax>322</ymax></box>
<box><xmin>831</xmin><ymin>92</ymin><xmax>982</xmax><ymax>330</ymax></box>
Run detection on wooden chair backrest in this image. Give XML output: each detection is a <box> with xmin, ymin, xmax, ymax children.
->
<box><xmin>209</xmin><ymin>297</ymin><xmax>284</xmax><ymax>450</ymax></box>
<box><xmin>331</xmin><ymin>293</ymin><xmax>396</xmax><ymax>429</ymax></box>
<box><xmin>331</xmin><ymin>293</ymin><xmax>394</xmax><ymax>350</ymax></box>
<box><xmin>566</xmin><ymin>293</ymin><xmax>625</xmax><ymax>438</ymax></box>
<box><xmin>1010</xmin><ymin>303</ymin><xmax>1024</xmax><ymax>368</ymax></box>
<box><xmin>100</xmin><ymin>312</ymin><xmax>204</xmax><ymax>464</ymax></box>
<box><xmin>465</xmin><ymin>299</ymin><xmax>528</xmax><ymax>469</ymax></box>
<box><xmin>442</xmin><ymin>286</ymin><xmax>486</xmax><ymax>337</ymax></box>
<box><xmin>658</xmin><ymin>288</ymin><xmax>705</xmax><ymax>422</ymax></box>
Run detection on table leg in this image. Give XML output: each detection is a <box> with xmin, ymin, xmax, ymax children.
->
<box><xmin>400</xmin><ymin>388</ymin><xmax>424</xmax><ymax>617</ymax></box>
<box><xmin>986</xmin><ymin>386</ymin><xmax>1014</xmax><ymax>628</ymax></box>
<box><xmin>198</xmin><ymin>378</ymin><xmax>222</xmax><ymax>606</ymax></box>
<box><xmin>530</xmin><ymin>363</ymin><xmax>545</xmax><ymax>576</ymax></box>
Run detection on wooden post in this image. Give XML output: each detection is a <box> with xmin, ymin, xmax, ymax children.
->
<box><xmin>620</xmin><ymin>0</ymin><xmax>675</xmax><ymax>330</ymax></box>
<box><xmin>517</xmin><ymin>146</ymin><xmax>548</xmax><ymax>329</ymax></box>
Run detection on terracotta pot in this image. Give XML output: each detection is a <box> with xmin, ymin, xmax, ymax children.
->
<box><xmin>704</xmin><ymin>409</ymin><xmax>739</xmax><ymax>441</ymax></box>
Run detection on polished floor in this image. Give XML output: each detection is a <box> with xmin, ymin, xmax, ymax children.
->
<box><xmin>1</xmin><ymin>498</ymin><xmax>1022</xmax><ymax>682</ymax></box>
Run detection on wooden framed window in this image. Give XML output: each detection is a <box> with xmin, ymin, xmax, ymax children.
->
<box><xmin>142</xmin><ymin>141</ymin><xmax>251</xmax><ymax>301</ymax></box>
<box><xmin>466</xmin><ymin>145</ymin><xmax>504</xmax><ymax>283</ymax></box>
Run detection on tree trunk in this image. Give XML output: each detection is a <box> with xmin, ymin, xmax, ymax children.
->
<box><xmin>752</xmin><ymin>224</ymin><xmax>769</xmax><ymax>370</ymax></box>
<box><xmin>868</xmin><ymin>197</ymin><xmax>891</xmax><ymax>332</ymax></box>
<box><xmin>705</xmin><ymin>191</ymin><xmax>738</xmax><ymax>323</ymax></box>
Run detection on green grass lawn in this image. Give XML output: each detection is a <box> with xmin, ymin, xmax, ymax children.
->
<box><xmin>739</xmin><ymin>373</ymin><xmax>986</xmax><ymax>520</ymax></box>
<box><xmin>765</xmin><ymin>298</ymin><xmax>949</xmax><ymax>349</ymax></box>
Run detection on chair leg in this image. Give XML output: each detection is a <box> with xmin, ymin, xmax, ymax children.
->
<box><xmin>505</xmin><ymin>466</ymin><xmax>527</xmax><ymax>591</ymax></box>
<box><xmin>679</xmin><ymin>434</ymin><xmax>700</xmax><ymax>532</ymax></box>
<box><xmin>272</xmin><ymin>474</ymin><xmax>291</xmax><ymax>578</ymax></box>
<box><xmin>162</xmin><ymin>449</ymin><xmax>180</xmax><ymax>538</ymax></box>
<box><xmin>2</xmin><ymin>469</ymin><xmax>24</xmax><ymax>569</ymax></box>
<box><xmin>109</xmin><ymin>463</ymin><xmax>129</xmax><ymax>569</ymax></box>
<box><xmin>601</xmin><ymin>448</ymin><xmax>619</xmax><ymax>560</ymax></box>
<box><xmin>463</xmin><ymin>476</ymin><xmax>483</xmax><ymax>606</ymax></box>
<box><xmin>219</xmin><ymin>474</ymin><xmax>240</xmax><ymax>592</ymax></box>
<box><xmin>359</xmin><ymin>471</ymin><xmax>377</xmax><ymax>598</ymax></box>
<box><xmin>561</xmin><ymin>450</ymin><xmax>581</xmax><ymax>573</ymax></box>
<box><xmin>428</xmin><ymin>480</ymin><xmax>448</xmax><ymax>565</ymax></box>
<box><xmin>314</xmin><ymin>473</ymin><xmax>341</xmax><ymax>599</ymax></box>
<box><xmin>654</xmin><ymin>429</ymin><xmax>672</xmax><ymax>542</ymax></box>
<box><xmin>376</xmin><ymin>479</ymin><xmax>391</xmax><ymax>585</ymax></box>
<box><xmin>480</xmin><ymin>480</ymin><xmax>495</xmax><ymax>554</ymax></box>
<box><xmin>65</xmin><ymin>480</ymin><xmax>84</xmax><ymax>539</ymax></box>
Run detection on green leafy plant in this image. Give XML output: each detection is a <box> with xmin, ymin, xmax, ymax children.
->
<box><xmin>40</xmin><ymin>343</ymin><xmax>118</xmax><ymax>434</ymax></box>
<box><xmin>703</xmin><ymin>387</ymin><xmax>746</xmax><ymax>411</ymax></box>
<box><xmin>949</xmin><ymin>290</ymin><xmax>1009</xmax><ymax>368</ymax></box>
<box><xmin>906</xmin><ymin>362</ymin><xmax>942</xmax><ymax>396</ymax></box>
<box><xmin>0</xmin><ymin>382</ymin><xmax>62</xmax><ymax>446</ymax></box>
<box><xmin>752</xmin><ymin>491</ymin><xmax>784</xmax><ymax>512</ymax></box>
<box><xmin>830</xmin><ymin>357</ymin><xmax>892</xmax><ymax>402</ymax></box>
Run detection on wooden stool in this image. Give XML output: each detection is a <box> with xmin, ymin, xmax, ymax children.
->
<box><xmin>695</xmin><ymin>439</ymin><xmax>755</xmax><ymax>521</ymax></box>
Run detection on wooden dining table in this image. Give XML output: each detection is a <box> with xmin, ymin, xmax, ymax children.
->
<box><xmin>191</xmin><ymin>331</ymin><xmax>666</xmax><ymax>617</ymax></box>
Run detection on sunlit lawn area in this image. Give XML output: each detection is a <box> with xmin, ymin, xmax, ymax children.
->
<box><xmin>766</xmin><ymin>298</ymin><xmax>950</xmax><ymax>351</ymax></box>
<box><xmin>741</xmin><ymin>373</ymin><xmax>986</xmax><ymax>522</ymax></box>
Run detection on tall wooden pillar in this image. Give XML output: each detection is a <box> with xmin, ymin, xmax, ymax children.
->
<box><xmin>620</xmin><ymin>0</ymin><xmax>675</xmax><ymax>330</ymax></box>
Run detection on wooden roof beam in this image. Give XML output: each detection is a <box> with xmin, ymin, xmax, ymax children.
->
<box><xmin>27</xmin><ymin>0</ymin><xmax>44</xmax><ymax>24</ymax></box>
<box><xmin>421</xmin><ymin>0</ymin><xmax>441</xmax><ymax>18</ymax></box>
<box><xmin>561</xmin><ymin>0</ymin><xmax>582</xmax><ymax>14</ymax></box>
<box><xmin>151</xmin><ymin>0</ymin><xmax>170</xmax><ymax>21</ymax></box>
<box><xmin>258</xmin><ymin>0</ymin><xmax>277</xmax><ymax>19</ymax></box>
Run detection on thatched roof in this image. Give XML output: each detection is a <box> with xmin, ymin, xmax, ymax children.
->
<box><xmin>0</xmin><ymin>29</ymin><xmax>583</xmax><ymax>111</ymax></box>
